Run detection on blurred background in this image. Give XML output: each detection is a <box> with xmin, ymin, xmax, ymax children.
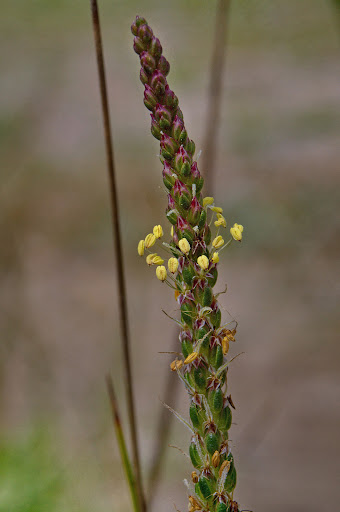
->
<box><xmin>1</xmin><ymin>1</ymin><xmax>339</xmax><ymax>511</ymax></box>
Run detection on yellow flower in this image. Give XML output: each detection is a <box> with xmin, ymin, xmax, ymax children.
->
<box><xmin>184</xmin><ymin>352</ymin><xmax>199</xmax><ymax>364</ymax></box>
<box><xmin>197</xmin><ymin>255</ymin><xmax>209</xmax><ymax>270</ymax></box>
<box><xmin>178</xmin><ymin>238</ymin><xmax>190</xmax><ymax>255</ymax></box>
<box><xmin>168</xmin><ymin>257</ymin><xmax>179</xmax><ymax>273</ymax></box>
<box><xmin>153</xmin><ymin>255</ymin><xmax>164</xmax><ymax>265</ymax></box>
<box><xmin>211</xmin><ymin>252</ymin><xmax>219</xmax><ymax>264</ymax></box>
<box><xmin>145</xmin><ymin>233</ymin><xmax>156</xmax><ymax>248</ymax></box>
<box><xmin>203</xmin><ymin>196</ymin><xmax>214</xmax><ymax>207</ymax></box>
<box><xmin>153</xmin><ymin>224</ymin><xmax>163</xmax><ymax>239</ymax></box>
<box><xmin>210</xmin><ymin>206</ymin><xmax>223</xmax><ymax>214</ymax></box>
<box><xmin>214</xmin><ymin>213</ymin><xmax>227</xmax><ymax>228</ymax></box>
<box><xmin>156</xmin><ymin>265</ymin><xmax>167</xmax><ymax>281</ymax></box>
<box><xmin>212</xmin><ymin>235</ymin><xmax>224</xmax><ymax>249</ymax></box>
<box><xmin>137</xmin><ymin>240</ymin><xmax>145</xmax><ymax>256</ymax></box>
<box><xmin>230</xmin><ymin>223</ymin><xmax>244</xmax><ymax>241</ymax></box>
<box><xmin>146</xmin><ymin>253</ymin><xmax>157</xmax><ymax>265</ymax></box>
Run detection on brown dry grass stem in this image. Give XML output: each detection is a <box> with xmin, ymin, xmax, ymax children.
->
<box><xmin>146</xmin><ymin>2</ymin><xmax>231</xmax><ymax>505</ymax></box>
<box><xmin>202</xmin><ymin>0</ymin><xmax>231</xmax><ymax>195</ymax></box>
<box><xmin>89</xmin><ymin>2</ymin><xmax>145</xmax><ymax>511</ymax></box>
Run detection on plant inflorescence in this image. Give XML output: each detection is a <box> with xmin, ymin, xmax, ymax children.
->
<box><xmin>132</xmin><ymin>15</ymin><xmax>244</xmax><ymax>512</ymax></box>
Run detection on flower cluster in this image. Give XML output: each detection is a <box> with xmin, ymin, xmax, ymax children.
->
<box><xmin>132</xmin><ymin>16</ymin><xmax>244</xmax><ymax>512</ymax></box>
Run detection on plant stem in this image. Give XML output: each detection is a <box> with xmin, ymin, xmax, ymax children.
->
<box><xmin>202</xmin><ymin>0</ymin><xmax>231</xmax><ymax>195</ymax></box>
<box><xmin>89</xmin><ymin>2</ymin><xmax>145</xmax><ymax>511</ymax></box>
<box><xmin>106</xmin><ymin>375</ymin><xmax>140</xmax><ymax>512</ymax></box>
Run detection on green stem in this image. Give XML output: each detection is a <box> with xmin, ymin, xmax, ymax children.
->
<box><xmin>106</xmin><ymin>375</ymin><xmax>140</xmax><ymax>512</ymax></box>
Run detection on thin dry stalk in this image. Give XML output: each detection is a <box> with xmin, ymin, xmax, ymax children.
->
<box><xmin>202</xmin><ymin>0</ymin><xmax>231</xmax><ymax>194</ymax></box>
<box><xmin>106</xmin><ymin>375</ymin><xmax>140</xmax><ymax>512</ymax></box>
<box><xmin>146</xmin><ymin>3</ymin><xmax>231</xmax><ymax>504</ymax></box>
<box><xmin>89</xmin><ymin>2</ymin><xmax>145</xmax><ymax>511</ymax></box>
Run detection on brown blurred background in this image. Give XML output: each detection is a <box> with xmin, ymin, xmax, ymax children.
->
<box><xmin>0</xmin><ymin>1</ymin><xmax>339</xmax><ymax>511</ymax></box>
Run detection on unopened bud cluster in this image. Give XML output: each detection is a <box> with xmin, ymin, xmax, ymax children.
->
<box><xmin>132</xmin><ymin>16</ymin><xmax>245</xmax><ymax>512</ymax></box>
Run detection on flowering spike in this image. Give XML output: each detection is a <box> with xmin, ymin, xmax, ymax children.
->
<box><xmin>132</xmin><ymin>16</ymin><xmax>245</xmax><ymax>512</ymax></box>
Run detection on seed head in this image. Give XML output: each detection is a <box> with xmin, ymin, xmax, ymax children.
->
<box><xmin>137</xmin><ymin>240</ymin><xmax>145</xmax><ymax>256</ymax></box>
<box><xmin>156</xmin><ymin>265</ymin><xmax>167</xmax><ymax>281</ymax></box>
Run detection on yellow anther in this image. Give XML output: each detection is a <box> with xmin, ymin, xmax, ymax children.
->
<box><xmin>203</xmin><ymin>196</ymin><xmax>214</xmax><ymax>207</ymax></box>
<box><xmin>197</xmin><ymin>255</ymin><xmax>209</xmax><ymax>270</ymax></box>
<box><xmin>153</xmin><ymin>255</ymin><xmax>164</xmax><ymax>265</ymax></box>
<box><xmin>211</xmin><ymin>206</ymin><xmax>223</xmax><ymax>213</ymax></box>
<box><xmin>178</xmin><ymin>238</ymin><xmax>190</xmax><ymax>255</ymax></box>
<box><xmin>191</xmin><ymin>471</ymin><xmax>199</xmax><ymax>483</ymax></box>
<box><xmin>222</xmin><ymin>337</ymin><xmax>229</xmax><ymax>355</ymax></box>
<box><xmin>168</xmin><ymin>257</ymin><xmax>179</xmax><ymax>274</ymax></box>
<box><xmin>145</xmin><ymin>233</ymin><xmax>156</xmax><ymax>248</ymax></box>
<box><xmin>170</xmin><ymin>359</ymin><xmax>183</xmax><ymax>372</ymax></box>
<box><xmin>137</xmin><ymin>240</ymin><xmax>145</xmax><ymax>256</ymax></box>
<box><xmin>211</xmin><ymin>252</ymin><xmax>219</xmax><ymax>264</ymax></box>
<box><xmin>214</xmin><ymin>213</ymin><xmax>227</xmax><ymax>228</ymax></box>
<box><xmin>188</xmin><ymin>496</ymin><xmax>201</xmax><ymax>511</ymax></box>
<box><xmin>153</xmin><ymin>224</ymin><xmax>163</xmax><ymax>239</ymax></box>
<box><xmin>219</xmin><ymin>460</ymin><xmax>230</xmax><ymax>478</ymax></box>
<box><xmin>171</xmin><ymin>226</ymin><xmax>174</xmax><ymax>237</ymax></box>
<box><xmin>146</xmin><ymin>253</ymin><xmax>157</xmax><ymax>265</ymax></box>
<box><xmin>156</xmin><ymin>265</ymin><xmax>167</xmax><ymax>281</ymax></box>
<box><xmin>212</xmin><ymin>450</ymin><xmax>220</xmax><ymax>468</ymax></box>
<box><xmin>212</xmin><ymin>235</ymin><xmax>224</xmax><ymax>249</ymax></box>
<box><xmin>184</xmin><ymin>351</ymin><xmax>198</xmax><ymax>364</ymax></box>
<box><xmin>230</xmin><ymin>223</ymin><xmax>243</xmax><ymax>241</ymax></box>
<box><xmin>174</xmin><ymin>290</ymin><xmax>180</xmax><ymax>300</ymax></box>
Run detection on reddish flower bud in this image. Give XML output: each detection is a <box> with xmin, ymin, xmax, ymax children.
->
<box><xmin>155</xmin><ymin>104</ymin><xmax>172</xmax><ymax>130</ymax></box>
<box><xmin>174</xmin><ymin>145</ymin><xmax>191</xmax><ymax>177</ymax></box>
<box><xmin>187</xmin><ymin>196</ymin><xmax>202</xmax><ymax>225</ymax></box>
<box><xmin>160</xmin><ymin>133</ymin><xmax>178</xmax><ymax>160</ymax></box>
<box><xmin>157</xmin><ymin>55</ymin><xmax>170</xmax><ymax>76</ymax></box>
<box><xmin>149</xmin><ymin>37</ymin><xmax>162</xmax><ymax>58</ymax></box>
<box><xmin>171</xmin><ymin>115</ymin><xmax>187</xmax><ymax>145</ymax></box>
<box><xmin>138</xmin><ymin>24</ymin><xmax>153</xmax><ymax>44</ymax></box>
<box><xmin>173</xmin><ymin>179</ymin><xmax>191</xmax><ymax>209</ymax></box>
<box><xmin>131</xmin><ymin>16</ymin><xmax>147</xmax><ymax>36</ymax></box>
<box><xmin>167</xmin><ymin>193</ymin><xmax>176</xmax><ymax>210</ymax></box>
<box><xmin>143</xmin><ymin>84</ymin><xmax>157</xmax><ymax>111</ymax></box>
<box><xmin>139</xmin><ymin>68</ymin><xmax>149</xmax><ymax>85</ymax></box>
<box><xmin>150</xmin><ymin>114</ymin><xmax>161</xmax><ymax>140</ymax></box>
<box><xmin>150</xmin><ymin>70</ymin><xmax>167</xmax><ymax>96</ymax></box>
<box><xmin>140</xmin><ymin>51</ymin><xmax>157</xmax><ymax>75</ymax></box>
<box><xmin>133</xmin><ymin>37</ymin><xmax>146</xmax><ymax>55</ymax></box>
<box><xmin>162</xmin><ymin>162</ymin><xmax>175</xmax><ymax>190</ymax></box>
<box><xmin>163</xmin><ymin>85</ymin><xmax>179</xmax><ymax>110</ymax></box>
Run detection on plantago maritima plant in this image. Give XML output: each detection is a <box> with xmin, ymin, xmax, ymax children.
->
<box><xmin>132</xmin><ymin>16</ymin><xmax>245</xmax><ymax>512</ymax></box>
